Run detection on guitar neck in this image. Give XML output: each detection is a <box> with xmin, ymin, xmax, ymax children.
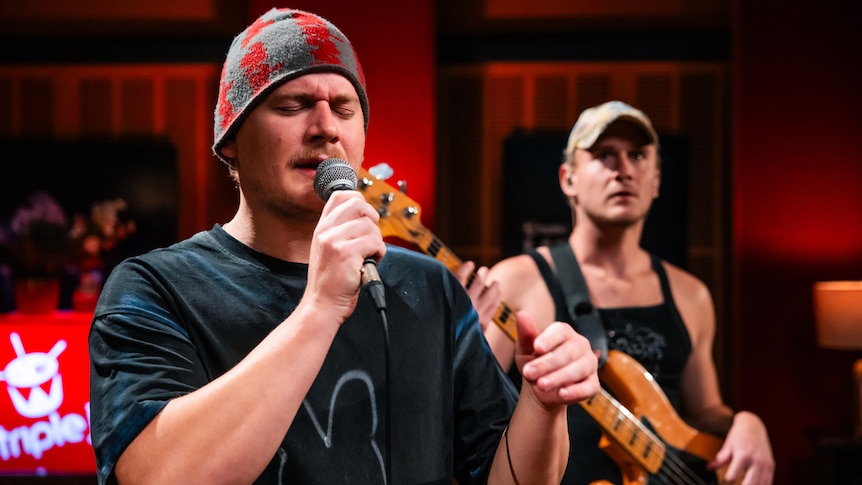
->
<box><xmin>411</xmin><ymin>227</ymin><xmax>518</xmax><ymax>342</ymax></box>
<box><xmin>580</xmin><ymin>388</ymin><xmax>666</xmax><ymax>474</ymax></box>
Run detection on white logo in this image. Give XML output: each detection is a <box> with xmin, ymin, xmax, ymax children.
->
<box><xmin>0</xmin><ymin>333</ymin><xmax>67</xmax><ymax>418</ymax></box>
<box><xmin>0</xmin><ymin>332</ymin><xmax>90</xmax><ymax>462</ymax></box>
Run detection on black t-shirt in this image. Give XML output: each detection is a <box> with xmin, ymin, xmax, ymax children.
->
<box><xmin>89</xmin><ymin>225</ymin><xmax>517</xmax><ymax>484</ymax></box>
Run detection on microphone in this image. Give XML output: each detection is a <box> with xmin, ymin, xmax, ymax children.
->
<box><xmin>314</xmin><ymin>158</ymin><xmax>386</xmax><ymax>311</ymax></box>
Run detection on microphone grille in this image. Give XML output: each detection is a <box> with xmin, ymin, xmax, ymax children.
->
<box><xmin>314</xmin><ymin>158</ymin><xmax>357</xmax><ymax>201</ymax></box>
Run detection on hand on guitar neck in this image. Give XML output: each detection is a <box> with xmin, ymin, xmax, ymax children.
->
<box><xmin>453</xmin><ymin>261</ymin><xmax>502</xmax><ymax>332</ymax></box>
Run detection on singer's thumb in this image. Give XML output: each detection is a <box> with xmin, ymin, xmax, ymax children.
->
<box><xmin>514</xmin><ymin>310</ymin><xmax>539</xmax><ymax>358</ymax></box>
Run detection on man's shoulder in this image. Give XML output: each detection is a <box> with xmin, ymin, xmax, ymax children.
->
<box><xmin>489</xmin><ymin>251</ymin><xmax>543</xmax><ymax>280</ymax></box>
<box><xmin>113</xmin><ymin>229</ymin><xmax>220</xmax><ymax>272</ymax></box>
<box><xmin>381</xmin><ymin>244</ymin><xmax>444</xmax><ymax>269</ymax></box>
<box><xmin>659</xmin><ymin>259</ymin><xmax>713</xmax><ymax>301</ymax></box>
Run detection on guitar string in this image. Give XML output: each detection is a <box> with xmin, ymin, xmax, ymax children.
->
<box><xmin>655</xmin><ymin>451</ymin><xmax>710</xmax><ymax>485</ymax></box>
<box><xmin>427</xmin><ymin>237</ymin><xmax>460</xmax><ymax>270</ymax></box>
<box><xmin>593</xmin><ymin>394</ymin><xmax>710</xmax><ymax>485</ymax></box>
<box><xmin>594</xmin><ymin>397</ymin><xmax>665</xmax><ymax>471</ymax></box>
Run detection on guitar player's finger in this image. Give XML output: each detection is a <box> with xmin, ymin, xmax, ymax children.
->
<box><xmin>474</xmin><ymin>282</ymin><xmax>501</xmax><ymax>330</ymax></box>
<box><xmin>708</xmin><ymin>444</ymin><xmax>731</xmax><ymax>470</ymax></box>
<box><xmin>720</xmin><ymin>458</ymin><xmax>746</xmax><ymax>485</ymax></box>
<box><xmin>454</xmin><ymin>261</ymin><xmax>476</xmax><ymax>288</ymax></box>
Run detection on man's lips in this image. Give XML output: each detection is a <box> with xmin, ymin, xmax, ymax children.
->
<box><xmin>609</xmin><ymin>190</ymin><xmax>635</xmax><ymax>199</ymax></box>
<box><xmin>295</xmin><ymin>156</ymin><xmax>339</xmax><ymax>171</ymax></box>
<box><xmin>294</xmin><ymin>158</ymin><xmax>329</xmax><ymax>174</ymax></box>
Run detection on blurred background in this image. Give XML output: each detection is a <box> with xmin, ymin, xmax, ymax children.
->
<box><xmin>0</xmin><ymin>0</ymin><xmax>860</xmax><ymax>483</ymax></box>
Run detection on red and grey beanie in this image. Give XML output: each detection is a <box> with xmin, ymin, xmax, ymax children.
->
<box><xmin>212</xmin><ymin>8</ymin><xmax>368</xmax><ymax>163</ymax></box>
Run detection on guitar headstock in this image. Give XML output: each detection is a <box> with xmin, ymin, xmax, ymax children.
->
<box><xmin>358</xmin><ymin>167</ymin><xmax>427</xmax><ymax>247</ymax></box>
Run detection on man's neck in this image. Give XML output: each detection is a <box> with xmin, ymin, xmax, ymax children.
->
<box><xmin>223</xmin><ymin>210</ymin><xmax>315</xmax><ymax>264</ymax></box>
<box><xmin>570</xmin><ymin>222</ymin><xmax>646</xmax><ymax>274</ymax></box>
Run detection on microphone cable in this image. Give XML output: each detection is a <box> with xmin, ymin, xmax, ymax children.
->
<box><xmin>314</xmin><ymin>158</ymin><xmax>392</xmax><ymax>483</ymax></box>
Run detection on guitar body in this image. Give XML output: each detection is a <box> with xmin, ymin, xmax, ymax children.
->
<box><xmin>598</xmin><ymin>350</ymin><xmax>729</xmax><ymax>484</ymax></box>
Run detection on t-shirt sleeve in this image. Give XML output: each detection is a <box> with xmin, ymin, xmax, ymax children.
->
<box><xmin>88</xmin><ymin>259</ymin><xmax>209</xmax><ymax>484</ymax></box>
<box><xmin>448</xmin><ymin>272</ymin><xmax>519</xmax><ymax>484</ymax></box>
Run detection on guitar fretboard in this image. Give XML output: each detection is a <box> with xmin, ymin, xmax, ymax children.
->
<box><xmin>416</xmin><ymin>227</ymin><xmax>518</xmax><ymax>341</ymax></box>
<box><xmin>581</xmin><ymin>388</ymin><xmax>666</xmax><ymax>474</ymax></box>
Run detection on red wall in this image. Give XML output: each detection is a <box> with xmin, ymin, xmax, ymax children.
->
<box><xmin>734</xmin><ymin>0</ymin><xmax>862</xmax><ymax>482</ymax></box>
<box><xmin>249</xmin><ymin>0</ymin><xmax>438</xmax><ymax>229</ymax></box>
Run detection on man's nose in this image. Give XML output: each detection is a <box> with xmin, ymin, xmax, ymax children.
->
<box><xmin>614</xmin><ymin>152</ymin><xmax>635</xmax><ymax>178</ymax></box>
<box><xmin>306</xmin><ymin>101</ymin><xmax>338</xmax><ymax>141</ymax></box>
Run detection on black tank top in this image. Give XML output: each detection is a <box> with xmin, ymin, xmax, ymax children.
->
<box><xmin>527</xmin><ymin>248</ymin><xmax>692</xmax><ymax>485</ymax></box>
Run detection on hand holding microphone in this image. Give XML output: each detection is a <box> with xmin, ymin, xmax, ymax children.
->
<box><xmin>314</xmin><ymin>158</ymin><xmax>387</xmax><ymax>312</ymax></box>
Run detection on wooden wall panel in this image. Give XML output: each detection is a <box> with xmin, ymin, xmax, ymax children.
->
<box><xmin>575</xmin><ymin>75</ymin><xmax>612</xmax><ymax>114</ymax></box>
<box><xmin>0</xmin><ymin>65</ymin><xmax>221</xmax><ymax>240</ymax></box>
<box><xmin>484</xmin><ymin>74</ymin><xmax>524</xmax><ymax>263</ymax></box>
<box><xmin>534</xmin><ymin>75</ymin><xmax>568</xmax><ymax>129</ymax></box>
<box><xmin>165</xmin><ymin>78</ymin><xmax>200</xmax><ymax>238</ymax></box>
<box><xmin>20</xmin><ymin>78</ymin><xmax>53</xmax><ymax>137</ymax></box>
<box><xmin>120</xmin><ymin>79</ymin><xmax>155</xmax><ymax>135</ymax></box>
<box><xmin>636</xmin><ymin>74</ymin><xmax>675</xmax><ymax>131</ymax></box>
<box><xmin>79</xmin><ymin>79</ymin><xmax>113</xmax><ymax>136</ymax></box>
<box><xmin>437</xmin><ymin>73</ymin><xmax>484</xmax><ymax>251</ymax></box>
<box><xmin>0</xmin><ymin>80</ymin><xmax>11</xmax><ymax>136</ymax></box>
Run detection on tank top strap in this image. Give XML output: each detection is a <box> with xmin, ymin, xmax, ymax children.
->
<box><xmin>527</xmin><ymin>248</ymin><xmax>570</xmax><ymax>323</ymax></box>
<box><xmin>649</xmin><ymin>254</ymin><xmax>687</xmax><ymax>335</ymax></box>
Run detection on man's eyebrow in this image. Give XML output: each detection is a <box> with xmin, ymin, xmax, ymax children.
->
<box><xmin>329</xmin><ymin>93</ymin><xmax>360</xmax><ymax>104</ymax></box>
<box><xmin>267</xmin><ymin>92</ymin><xmax>307</xmax><ymax>102</ymax></box>
<box><xmin>267</xmin><ymin>92</ymin><xmax>358</xmax><ymax>103</ymax></box>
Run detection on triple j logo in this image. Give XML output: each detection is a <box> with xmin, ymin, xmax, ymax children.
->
<box><xmin>0</xmin><ymin>332</ymin><xmax>91</xmax><ymax>462</ymax></box>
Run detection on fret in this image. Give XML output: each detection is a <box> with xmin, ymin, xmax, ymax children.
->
<box><xmin>580</xmin><ymin>389</ymin><xmax>665</xmax><ymax>474</ymax></box>
<box><xmin>491</xmin><ymin>303</ymin><xmax>518</xmax><ymax>341</ymax></box>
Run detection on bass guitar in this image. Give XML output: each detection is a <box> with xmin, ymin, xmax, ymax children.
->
<box><xmin>357</xmin><ymin>167</ymin><xmax>732</xmax><ymax>485</ymax></box>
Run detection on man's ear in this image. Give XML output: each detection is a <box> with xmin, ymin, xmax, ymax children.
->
<box><xmin>220</xmin><ymin>138</ymin><xmax>238</xmax><ymax>160</ymax></box>
<box><xmin>559</xmin><ymin>164</ymin><xmax>576</xmax><ymax>195</ymax></box>
<box><xmin>652</xmin><ymin>170</ymin><xmax>661</xmax><ymax>198</ymax></box>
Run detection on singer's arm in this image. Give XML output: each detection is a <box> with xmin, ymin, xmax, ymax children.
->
<box><xmin>96</xmin><ymin>194</ymin><xmax>386</xmax><ymax>485</ymax></box>
<box><xmin>111</xmin><ymin>300</ymin><xmax>344</xmax><ymax>484</ymax></box>
<box><xmin>486</xmin><ymin>311</ymin><xmax>600</xmax><ymax>484</ymax></box>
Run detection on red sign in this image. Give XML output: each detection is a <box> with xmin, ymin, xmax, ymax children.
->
<box><xmin>0</xmin><ymin>311</ymin><xmax>95</xmax><ymax>475</ymax></box>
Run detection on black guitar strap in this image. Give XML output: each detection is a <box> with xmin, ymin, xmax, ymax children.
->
<box><xmin>549</xmin><ymin>243</ymin><xmax>609</xmax><ymax>367</ymax></box>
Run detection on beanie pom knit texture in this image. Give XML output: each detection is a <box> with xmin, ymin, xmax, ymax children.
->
<box><xmin>213</xmin><ymin>8</ymin><xmax>368</xmax><ymax>162</ymax></box>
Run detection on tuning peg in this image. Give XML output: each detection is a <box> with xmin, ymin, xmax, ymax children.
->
<box><xmin>368</xmin><ymin>163</ymin><xmax>393</xmax><ymax>180</ymax></box>
<box><xmin>397</xmin><ymin>180</ymin><xmax>407</xmax><ymax>194</ymax></box>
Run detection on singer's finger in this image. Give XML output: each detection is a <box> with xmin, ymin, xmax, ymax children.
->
<box><xmin>514</xmin><ymin>310</ymin><xmax>538</xmax><ymax>358</ymax></box>
<box><xmin>323</xmin><ymin>191</ymin><xmax>380</xmax><ymax>223</ymax></box>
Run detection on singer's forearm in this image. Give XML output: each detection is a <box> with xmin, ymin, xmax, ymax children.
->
<box><xmin>114</xmin><ymin>302</ymin><xmax>341</xmax><ymax>485</ymax></box>
<box><xmin>487</xmin><ymin>396</ymin><xmax>568</xmax><ymax>485</ymax></box>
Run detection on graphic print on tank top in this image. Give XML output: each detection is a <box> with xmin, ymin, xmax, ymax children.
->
<box><xmin>606</xmin><ymin>320</ymin><xmax>667</xmax><ymax>378</ymax></box>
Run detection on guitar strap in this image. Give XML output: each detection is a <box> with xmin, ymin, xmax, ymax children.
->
<box><xmin>549</xmin><ymin>243</ymin><xmax>609</xmax><ymax>367</ymax></box>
